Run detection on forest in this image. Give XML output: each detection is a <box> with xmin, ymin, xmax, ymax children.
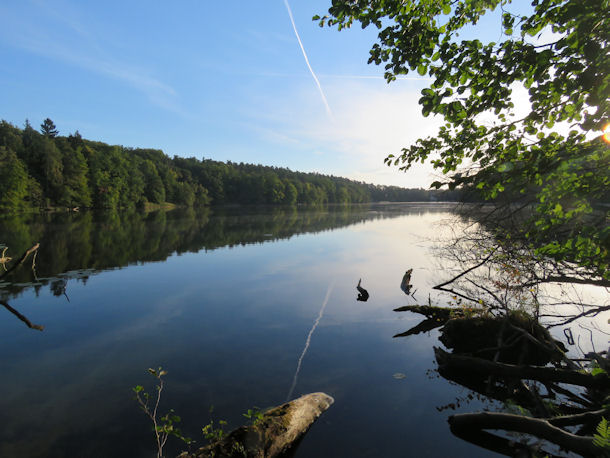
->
<box><xmin>0</xmin><ymin>119</ymin><xmax>457</xmax><ymax>211</ymax></box>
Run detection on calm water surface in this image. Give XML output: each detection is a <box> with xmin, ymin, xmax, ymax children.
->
<box><xmin>0</xmin><ymin>204</ymin><xmax>495</xmax><ymax>457</ymax></box>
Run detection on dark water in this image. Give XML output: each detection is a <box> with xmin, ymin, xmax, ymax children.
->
<box><xmin>0</xmin><ymin>204</ymin><xmax>494</xmax><ymax>457</ymax></box>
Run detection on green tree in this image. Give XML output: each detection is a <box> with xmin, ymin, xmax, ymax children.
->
<box><xmin>283</xmin><ymin>180</ymin><xmax>298</xmax><ymax>205</ymax></box>
<box><xmin>0</xmin><ymin>147</ymin><xmax>30</xmax><ymax>210</ymax></box>
<box><xmin>318</xmin><ymin>0</ymin><xmax>609</xmax><ymax>284</ymax></box>
<box><xmin>28</xmin><ymin>136</ymin><xmax>65</xmax><ymax>206</ymax></box>
<box><xmin>40</xmin><ymin>118</ymin><xmax>59</xmax><ymax>138</ymax></box>
<box><xmin>59</xmin><ymin>142</ymin><xmax>92</xmax><ymax>207</ymax></box>
<box><xmin>141</xmin><ymin>159</ymin><xmax>166</xmax><ymax>204</ymax></box>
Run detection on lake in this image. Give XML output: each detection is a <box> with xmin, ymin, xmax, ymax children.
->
<box><xmin>0</xmin><ymin>203</ymin><xmax>497</xmax><ymax>457</ymax></box>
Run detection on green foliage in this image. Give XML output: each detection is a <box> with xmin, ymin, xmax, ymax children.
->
<box><xmin>202</xmin><ymin>410</ymin><xmax>228</xmax><ymax>444</ymax></box>
<box><xmin>318</xmin><ymin>0</ymin><xmax>609</xmax><ymax>283</ymax></box>
<box><xmin>503</xmin><ymin>399</ymin><xmax>532</xmax><ymax>417</ymax></box>
<box><xmin>590</xmin><ymin>360</ymin><xmax>608</xmax><ymax>377</ymax></box>
<box><xmin>242</xmin><ymin>407</ymin><xmax>265</xmax><ymax>426</ymax></box>
<box><xmin>0</xmin><ymin>119</ymin><xmax>458</xmax><ymax>212</ymax></box>
<box><xmin>593</xmin><ymin>418</ymin><xmax>610</xmax><ymax>455</ymax></box>
<box><xmin>0</xmin><ymin>147</ymin><xmax>31</xmax><ymax>211</ymax></box>
<box><xmin>133</xmin><ymin>367</ymin><xmax>192</xmax><ymax>458</ymax></box>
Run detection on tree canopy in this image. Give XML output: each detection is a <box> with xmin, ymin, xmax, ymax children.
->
<box><xmin>317</xmin><ymin>0</ymin><xmax>609</xmax><ymax>284</ymax></box>
<box><xmin>0</xmin><ymin>119</ymin><xmax>458</xmax><ymax>212</ymax></box>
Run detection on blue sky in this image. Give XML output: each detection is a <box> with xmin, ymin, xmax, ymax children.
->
<box><xmin>1</xmin><ymin>0</ymin><xmax>509</xmax><ymax>188</ymax></box>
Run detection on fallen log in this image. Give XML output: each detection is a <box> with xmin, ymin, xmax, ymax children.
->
<box><xmin>179</xmin><ymin>392</ymin><xmax>334</xmax><ymax>458</ymax></box>
<box><xmin>449</xmin><ymin>411</ymin><xmax>599</xmax><ymax>457</ymax></box>
<box><xmin>434</xmin><ymin>347</ymin><xmax>610</xmax><ymax>389</ymax></box>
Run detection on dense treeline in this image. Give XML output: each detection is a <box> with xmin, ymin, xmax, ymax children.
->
<box><xmin>0</xmin><ymin>119</ymin><xmax>458</xmax><ymax>211</ymax></box>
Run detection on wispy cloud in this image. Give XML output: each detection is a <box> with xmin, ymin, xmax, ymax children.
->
<box><xmin>283</xmin><ymin>0</ymin><xmax>333</xmax><ymax>118</ymax></box>
<box><xmin>0</xmin><ymin>2</ymin><xmax>180</xmax><ymax>114</ymax></box>
<box><xmin>246</xmin><ymin>79</ymin><xmax>442</xmax><ymax>188</ymax></box>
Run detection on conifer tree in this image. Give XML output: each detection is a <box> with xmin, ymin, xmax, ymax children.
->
<box><xmin>40</xmin><ymin>118</ymin><xmax>59</xmax><ymax>138</ymax></box>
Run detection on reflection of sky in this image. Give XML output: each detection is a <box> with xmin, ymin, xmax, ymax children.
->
<box><xmin>0</xmin><ymin>206</ymin><xmax>569</xmax><ymax>457</ymax></box>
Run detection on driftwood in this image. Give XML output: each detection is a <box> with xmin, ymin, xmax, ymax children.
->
<box><xmin>180</xmin><ymin>392</ymin><xmax>334</xmax><ymax>458</ymax></box>
<box><xmin>449</xmin><ymin>411</ymin><xmax>600</xmax><ymax>457</ymax></box>
<box><xmin>434</xmin><ymin>347</ymin><xmax>610</xmax><ymax>389</ymax></box>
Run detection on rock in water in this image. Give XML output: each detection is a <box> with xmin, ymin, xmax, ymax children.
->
<box><xmin>179</xmin><ymin>392</ymin><xmax>334</xmax><ymax>458</ymax></box>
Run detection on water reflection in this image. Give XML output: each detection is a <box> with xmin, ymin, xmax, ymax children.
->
<box><xmin>394</xmin><ymin>305</ymin><xmax>609</xmax><ymax>457</ymax></box>
<box><xmin>2</xmin><ymin>203</ymin><xmax>494</xmax><ymax>458</ymax></box>
<box><xmin>0</xmin><ymin>204</ymin><xmax>445</xmax><ymax>302</ymax></box>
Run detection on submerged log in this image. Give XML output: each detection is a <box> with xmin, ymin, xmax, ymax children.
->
<box><xmin>393</xmin><ymin>304</ymin><xmax>454</xmax><ymax>320</ymax></box>
<box><xmin>440</xmin><ymin>315</ymin><xmax>567</xmax><ymax>366</ymax></box>
<box><xmin>392</xmin><ymin>305</ymin><xmax>484</xmax><ymax>339</ymax></box>
<box><xmin>449</xmin><ymin>411</ymin><xmax>600</xmax><ymax>457</ymax></box>
<box><xmin>180</xmin><ymin>392</ymin><xmax>334</xmax><ymax>458</ymax></box>
<box><xmin>434</xmin><ymin>347</ymin><xmax>610</xmax><ymax>389</ymax></box>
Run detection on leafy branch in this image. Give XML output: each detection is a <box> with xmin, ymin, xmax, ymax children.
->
<box><xmin>133</xmin><ymin>367</ymin><xmax>192</xmax><ymax>458</ymax></box>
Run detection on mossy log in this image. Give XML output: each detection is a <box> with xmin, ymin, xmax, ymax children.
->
<box><xmin>179</xmin><ymin>392</ymin><xmax>334</xmax><ymax>458</ymax></box>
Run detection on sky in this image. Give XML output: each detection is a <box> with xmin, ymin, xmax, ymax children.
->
<box><xmin>0</xmin><ymin>0</ymin><xmax>509</xmax><ymax>188</ymax></box>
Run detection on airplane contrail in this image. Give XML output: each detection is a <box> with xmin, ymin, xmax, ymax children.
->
<box><xmin>286</xmin><ymin>281</ymin><xmax>335</xmax><ymax>401</ymax></box>
<box><xmin>283</xmin><ymin>0</ymin><xmax>333</xmax><ymax>118</ymax></box>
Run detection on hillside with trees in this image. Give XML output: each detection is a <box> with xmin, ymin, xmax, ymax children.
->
<box><xmin>0</xmin><ymin>119</ymin><xmax>457</xmax><ymax>212</ymax></box>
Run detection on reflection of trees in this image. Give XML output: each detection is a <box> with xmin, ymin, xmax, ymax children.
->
<box><xmin>0</xmin><ymin>204</ymin><xmax>440</xmax><ymax>300</ymax></box>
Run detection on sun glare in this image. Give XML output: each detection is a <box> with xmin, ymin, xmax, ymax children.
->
<box><xmin>603</xmin><ymin>123</ymin><xmax>610</xmax><ymax>144</ymax></box>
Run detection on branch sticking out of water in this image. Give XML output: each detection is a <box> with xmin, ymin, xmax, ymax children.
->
<box><xmin>0</xmin><ymin>243</ymin><xmax>40</xmax><ymax>281</ymax></box>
